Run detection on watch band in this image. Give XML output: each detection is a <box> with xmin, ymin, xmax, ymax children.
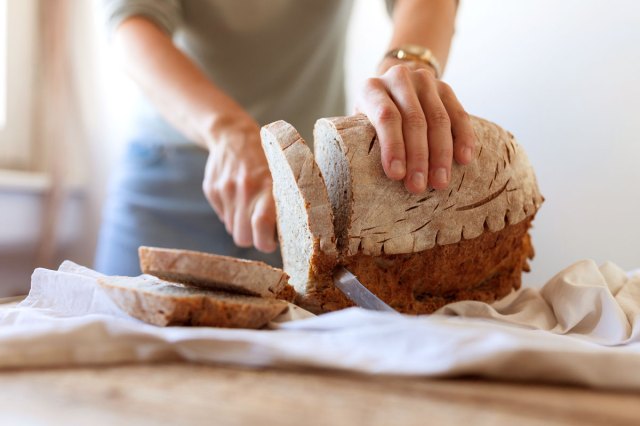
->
<box><xmin>385</xmin><ymin>44</ymin><xmax>442</xmax><ymax>78</ymax></box>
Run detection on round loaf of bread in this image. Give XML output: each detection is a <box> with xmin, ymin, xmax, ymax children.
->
<box><xmin>263</xmin><ymin>114</ymin><xmax>543</xmax><ymax>314</ymax></box>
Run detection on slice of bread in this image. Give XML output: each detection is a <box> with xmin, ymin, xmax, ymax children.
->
<box><xmin>260</xmin><ymin>121</ymin><xmax>337</xmax><ymax>308</ymax></box>
<box><xmin>98</xmin><ymin>275</ymin><xmax>288</xmax><ymax>328</ymax></box>
<box><xmin>138</xmin><ymin>246</ymin><xmax>295</xmax><ymax>301</ymax></box>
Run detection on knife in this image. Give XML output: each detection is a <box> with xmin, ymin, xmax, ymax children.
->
<box><xmin>333</xmin><ymin>266</ymin><xmax>398</xmax><ymax>313</ymax></box>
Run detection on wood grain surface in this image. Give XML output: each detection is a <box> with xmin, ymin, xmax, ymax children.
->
<box><xmin>1</xmin><ymin>363</ymin><xmax>639</xmax><ymax>426</ymax></box>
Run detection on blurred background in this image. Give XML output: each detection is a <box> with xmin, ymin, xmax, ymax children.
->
<box><xmin>0</xmin><ymin>0</ymin><xmax>638</xmax><ymax>296</ymax></box>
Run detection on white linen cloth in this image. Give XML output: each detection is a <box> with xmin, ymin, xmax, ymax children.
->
<box><xmin>1</xmin><ymin>260</ymin><xmax>640</xmax><ymax>390</ymax></box>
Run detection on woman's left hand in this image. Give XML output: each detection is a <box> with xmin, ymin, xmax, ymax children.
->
<box><xmin>356</xmin><ymin>62</ymin><xmax>476</xmax><ymax>194</ymax></box>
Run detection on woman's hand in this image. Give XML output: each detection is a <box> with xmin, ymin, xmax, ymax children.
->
<box><xmin>202</xmin><ymin>116</ymin><xmax>277</xmax><ymax>253</ymax></box>
<box><xmin>356</xmin><ymin>62</ymin><xmax>476</xmax><ymax>193</ymax></box>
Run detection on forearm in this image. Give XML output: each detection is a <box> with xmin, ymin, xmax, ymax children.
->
<box><xmin>113</xmin><ymin>17</ymin><xmax>248</xmax><ymax>148</ymax></box>
<box><xmin>381</xmin><ymin>0</ymin><xmax>457</xmax><ymax>74</ymax></box>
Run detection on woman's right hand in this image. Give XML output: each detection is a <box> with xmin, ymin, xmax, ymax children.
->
<box><xmin>202</xmin><ymin>115</ymin><xmax>278</xmax><ymax>253</ymax></box>
<box><xmin>112</xmin><ymin>17</ymin><xmax>278</xmax><ymax>253</ymax></box>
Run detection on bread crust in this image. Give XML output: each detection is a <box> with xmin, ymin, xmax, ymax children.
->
<box><xmin>298</xmin><ymin>218</ymin><xmax>534</xmax><ymax>314</ymax></box>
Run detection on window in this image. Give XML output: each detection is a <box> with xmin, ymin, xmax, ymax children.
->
<box><xmin>0</xmin><ymin>0</ymin><xmax>38</xmax><ymax>170</ymax></box>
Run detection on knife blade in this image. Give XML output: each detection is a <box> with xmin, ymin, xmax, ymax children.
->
<box><xmin>333</xmin><ymin>266</ymin><xmax>397</xmax><ymax>313</ymax></box>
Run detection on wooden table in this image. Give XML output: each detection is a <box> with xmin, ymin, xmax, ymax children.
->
<box><xmin>1</xmin><ymin>299</ymin><xmax>639</xmax><ymax>425</ymax></box>
<box><xmin>1</xmin><ymin>363</ymin><xmax>640</xmax><ymax>425</ymax></box>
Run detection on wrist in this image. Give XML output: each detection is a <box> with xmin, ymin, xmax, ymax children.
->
<box><xmin>203</xmin><ymin>109</ymin><xmax>259</xmax><ymax>150</ymax></box>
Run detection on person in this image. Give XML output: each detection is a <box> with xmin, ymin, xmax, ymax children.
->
<box><xmin>95</xmin><ymin>0</ymin><xmax>476</xmax><ymax>276</ymax></box>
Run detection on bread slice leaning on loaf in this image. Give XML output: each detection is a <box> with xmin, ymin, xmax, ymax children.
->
<box><xmin>98</xmin><ymin>275</ymin><xmax>288</xmax><ymax>328</ymax></box>
<box><xmin>262</xmin><ymin>114</ymin><xmax>543</xmax><ymax>314</ymax></box>
<box><xmin>260</xmin><ymin>121</ymin><xmax>338</xmax><ymax>305</ymax></box>
<box><xmin>139</xmin><ymin>246</ymin><xmax>295</xmax><ymax>301</ymax></box>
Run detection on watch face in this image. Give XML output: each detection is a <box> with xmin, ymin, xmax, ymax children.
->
<box><xmin>403</xmin><ymin>44</ymin><xmax>427</xmax><ymax>57</ymax></box>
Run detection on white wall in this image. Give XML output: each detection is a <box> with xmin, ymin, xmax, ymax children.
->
<box><xmin>347</xmin><ymin>0</ymin><xmax>640</xmax><ymax>286</ymax></box>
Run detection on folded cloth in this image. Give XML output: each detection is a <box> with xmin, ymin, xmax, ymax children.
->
<box><xmin>1</xmin><ymin>260</ymin><xmax>639</xmax><ymax>390</ymax></box>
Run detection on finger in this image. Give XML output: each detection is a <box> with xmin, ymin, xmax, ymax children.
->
<box><xmin>202</xmin><ymin>181</ymin><xmax>223</xmax><ymax>218</ymax></box>
<box><xmin>438</xmin><ymin>82</ymin><xmax>476</xmax><ymax>165</ymax></box>
<box><xmin>358</xmin><ymin>77</ymin><xmax>406</xmax><ymax>181</ymax></box>
<box><xmin>251</xmin><ymin>189</ymin><xmax>278</xmax><ymax>253</ymax></box>
<box><xmin>218</xmin><ymin>179</ymin><xmax>236</xmax><ymax>235</ymax></box>
<box><xmin>202</xmin><ymin>160</ymin><xmax>224</xmax><ymax>219</ymax></box>
<box><xmin>414</xmin><ymin>69</ymin><xmax>453</xmax><ymax>190</ymax></box>
<box><xmin>208</xmin><ymin>190</ymin><xmax>224</xmax><ymax>219</ymax></box>
<box><xmin>383</xmin><ymin>66</ymin><xmax>429</xmax><ymax>193</ymax></box>
<box><xmin>232</xmin><ymin>180</ymin><xmax>254</xmax><ymax>248</ymax></box>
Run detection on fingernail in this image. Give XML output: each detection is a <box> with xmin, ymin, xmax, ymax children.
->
<box><xmin>411</xmin><ymin>172</ymin><xmax>426</xmax><ymax>191</ymax></box>
<box><xmin>390</xmin><ymin>159</ymin><xmax>405</xmax><ymax>178</ymax></box>
<box><xmin>433</xmin><ymin>168</ymin><xmax>448</xmax><ymax>186</ymax></box>
<box><xmin>463</xmin><ymin>147</ymin><xmax>473</xmax><ymax>163</ymax></box>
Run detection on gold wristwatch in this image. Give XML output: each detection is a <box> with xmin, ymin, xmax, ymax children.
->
<box><xmin>385</xmin><ymin>44</ymin><xmax>442</xmax><ymax>78</ymax></box>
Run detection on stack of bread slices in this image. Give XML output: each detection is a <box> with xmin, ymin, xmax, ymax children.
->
<box><xmin>98</xmin><ymin>247</ymin><xmax>296</xmax><ymax>329</ymax></box>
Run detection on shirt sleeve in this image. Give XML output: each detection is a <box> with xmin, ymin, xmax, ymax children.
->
<box><xmin>101</xmin><ymin>0</ymin><xmax>183</xmax><ymax>37</ymax></box>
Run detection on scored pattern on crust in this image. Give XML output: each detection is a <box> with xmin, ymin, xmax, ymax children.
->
<box><xmin>316</xmin><ymin>114</ymin><xmax>544</xmax><ymax>257</ymax></box>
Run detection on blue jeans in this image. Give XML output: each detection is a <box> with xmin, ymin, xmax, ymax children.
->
<box><xmin>94</xmin><ymin>141</ymin><xmax>282</xmax><ymax>276</ymax></box>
